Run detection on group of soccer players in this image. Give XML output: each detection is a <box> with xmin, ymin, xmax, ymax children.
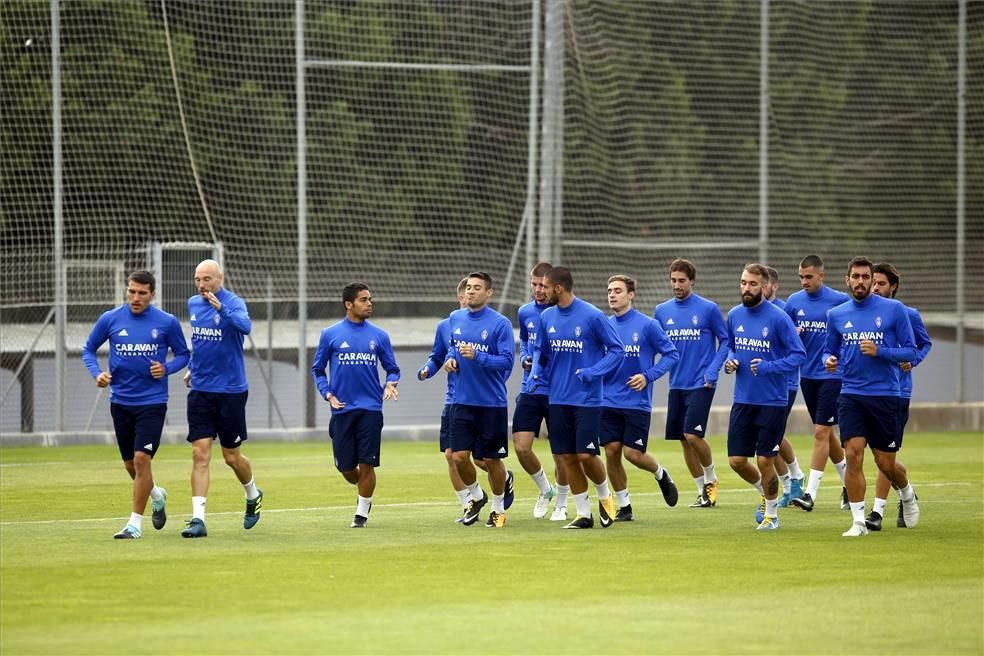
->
<box><xmin>84</xmin><ymin>253</ymin><xmax>929</xmax><ymax>539</ymax></box>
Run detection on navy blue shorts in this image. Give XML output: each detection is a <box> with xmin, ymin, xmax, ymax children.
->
<box><xmin>599</xmin><ymin>407</ymin><xmax>652</xmax><ymax>452</ymax></box>
<box><xmin>900</xmin><ymin>397</ymin><xmax>911</xmax><ymax>437</ymax></box>
<box><xmin>187</xmin><ymin>390</ymin><xmax>248</xmax><ymax>449</ymax></box>
<box><xmin>800</xmin><ymin>378</ymin><xmax>841</xmax><ymax>426</ymax></box>
<box><xmin>450</xmin><ymin>404</ymin><xmax>509</xmax><ymax>460</ymax></box>
<box><xmin>111</xmin><ymin>403</ymin><xmax>166</xmax><ymax>461</ymax></box>
<box><xmin>548</xmin><ymin>405</ymin><xmax>601</xmax><ymax>455</ymax></box>
<box><xmin>329</xmin><ymin>409</ymin><xmax>383</xmax><ymax>471</ymax></box>
<box><xmin>838</xmin><ymin>394</ymin><xmax>902</xmax><ymax>452</ymax></box>
<box><xmin>439</xmin><ymin>404</ymin><xmax>454</xmax><ymax>452</ymax></box>
<box><xmin>784</xmin><ymin>389</ymin><xmax>798</xmax><ymax>423</ymax></box>
<box><xmin>512</xmin><ymin>393</ymin><xmax>550</xmax><ymax>436</ymax></box>
<box><xmin>665</xmin><ymin>387</ymin><xmax>715</xmax><ymax>440</ymax></box>
<box><xmin>727</xmin><ymin>403</ymin><xmax>787</xmax><ymax>457</ymax></box>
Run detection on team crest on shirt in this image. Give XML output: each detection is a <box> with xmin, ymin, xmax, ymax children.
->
<box><xmin>761</xmin><ymin>326</ymin><xmax>769</xmax><ymax>338</ymax></box>
<box><xmin>575</xmin><ymin>326</ymin><xmax>582</xmax><ymax>338</ymax></box>
<box><xmin>369</xmin><ymin>339</ymin><xmax>377</xmax><ymax>351</ymax></box>
<box><xmin>691</xmin><ymin>315</ymin><xmax>699</xmax><ymax>326</ymax></box>
<box><xmin>481</xmin><ymin>330</ymin><xmax>488</xmax><ymax>341</ymax></box>
<box><xmin>632</xmin><ymin>332</ymin><xmax>639</xmax><ymax>343</ymax></box>
<box><xmin>213</xmin><ymin>315</ymin><xmax>221</xmax><ymax>325</ymax></box>
<box><xmin>875</xmin><ymin>316</ymin><xmax>882</xmax><ymax>328</ymax></box>
<box><xmin>151</xmin><ymin>328</ymin><xmax>159</xmax><ymax>340</ymax></box>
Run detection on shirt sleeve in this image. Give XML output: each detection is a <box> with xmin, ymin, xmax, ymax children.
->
<box><xmin>419</xmin><ymin>321</ymin><xmax>449</xmax><ymax>380</ymax></box>
<box><xmin>81</xmin><ymin>312</ymin><xmax>111</xmax><ymax>378</ymax></box>
<box><xmin>164</xmin><ymin>315</ymin><xmax>191</xmax><ymax>375</ymax></box>
<box><xmin>529</xmin><ymin>313</ymin><xmax>551</xmax><ymax>385</ymax></box>
<box><xmin>220</xmin><ymin>295</ymin><xmax>252</xmax><ymax>335</ymax></box>
<box><xmin>822</xmin><ymin>309</ymin><xmax>842</xmax><ymax>364</ymax></box>
<box><xmin>755</xmin><ymin>313</ymin><xmax>807</xmax><ymax>376</ymax></box>
<box><xmin>705</xmin><ymin>306</ymin><xmax>730</xmax><ymax>385</ymax></box>
<box><xmin>876</xmin><ymin>304</ymin><xmax>916</xmax><ymax>363</ymax></box>
<box><xmin>580</xmin><ymin>312</ymin><xmax>624</xmax><ymax>380</ymax></box>
<box><xmin>643</xmin><ymin>319</ymin><xmax>679</xmax><ymax>382</ymax></box>
<box><xmin>474</xmin><ymin>318</ymin><xmax>515</xmax><ymax>372</ymax></box>
<box><xmin>909</xmin><ymin>310</ymin><xmax>932</xmax><ymax>367</ymax></box>
<box><xmin>311</xmin><ymin>329</ymin><xmax>333</xmax><ymax>398</ymax></box>
<box><xmin>378</xmin><ymin>331</ymin><xmax>400</xmax><ymax>384</ymax></box>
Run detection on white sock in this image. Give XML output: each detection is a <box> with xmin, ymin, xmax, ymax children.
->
<box><xmin>555</xmin><ymin>484</ymin><xmax>570</xmax><ymax>509</ymax></box>
<box><xmin>702</xmin><ymin>464</ymin><xmax>717</xmax><ymax>483</ymax></box>
<box><xmin>455</xmin><ymin>488</ymin><xmax>471</xmax><ymax>509</ymax></box>
<box><xmin>595</xmin><ymin>478</ymin><xmax>611</xmax><ymax>500</ymax></box>
<box><xmin>873</xmin><ymin>497</ymin><xmax>888</xmax><ymax>515</ymax></box>
<box><xmin>242</xmin><ymin>478</ymin><xmax>259</xmax><ymax>501</ymax></box>
<box><xmin>899</xmin><ymin>483</ymin><xmax>914</xmax><ymax>502</ymax></box>
<box><xmin>615</xmin><ymin>488</ymin><xmax>630</xmax><ymax>508</ymax></box>
<box><xmin>806</xmin><ymin>469</ymin><xmax>824</xmax><ymax>498</ymax></box>
<box><xmin>850</xmin><ymin>500</ymin><xmax>865</xmax><ymax>524</ymax></box>
<box><xmin>780</xmin><ymin>473</ymin><xmax>792</xmax><ymax>494</ymax></box>
<box><xmin>833</xmin><ymin>459</ymin><xmax>848</xmax><ymax>484</ymax></box>
<box><xmin>192</xmin><ymin>496</ymin><xmax>206</xmax><ymax>521</ymax></box>
<box><xmin>788</xmin><ymin>458</ymin><xmax>804</xmax><ymax>480</ymax></box>
<box><xmin>531</xmin><ymin>469</ymin><xmax>551</xmax><ymax>494</ymax></box>
<box><xmin>693</xmin><ymin>476</ymin><xmax>705</xmax><ymax>494</ymax></box>
<box><xmin>752</xmin><ymin>477</ymin><xmax>764</xmax><ymax>494</ymax></box>
<box><xmin>765</xmin><ymin>498</ymin><xmax>778</xmax><ymax>519</ymax></box>
<box><xmin>128</xmin><ymin>512</ymin><xmax>143</xmax><ymax>531</ymax></box>
<box><xmin>356</xmin><ymin>495</ymin><xmax>372</xmax><ymax>517</ymax></box>
<box><xmin>654</xmin><ymin>464</ymin><xmax>664</xmax><ymax>480</ymax></box>
<box><xmin>149</xmin><ymin>485</ymin><xmax>164</xmax><ymax>502</ymax></box>
<box><xmin>573</xmin><ymin>491</ymin><xmax>590</xmax><ymax>518</ymax></box>
<box><xmin>492</xmin><ymin>494</ymin><xmax>505</xmax><ymax>513</ymax></box>
<box><xmin>467</xmin><ymin>481</ymin><xmax>484</xmax><ymax>502</ymax></box>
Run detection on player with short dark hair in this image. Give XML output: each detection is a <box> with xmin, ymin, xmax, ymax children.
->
<box><xmin>529</xmin><ymin>266</ymin><xmax>624</xmax><ymax>529</ymax></box>
<box><xmin>181</xmin><ymin>259</ymin><xmax>262</xmax><ymax>538</ymax></box>
<box><xmin>444</xmin><ymin>272</ymin><xmax>515</xmax><ymax>528</ymax></box>
<box><xmin>723</xmin><ymin>264</ymin><xmax>806</xmax><ymax>530</ymax></box>
<box><xmin>601</xmin><ymin>275</ymin><xmax>680</xmax><ymax>521</ymax></box>
<box><xmin>82</xmin><ymin>271</ymin><xmax>189</xmax><ymax>539</ymax></box>
<box><xmin>312</xmin><ymin>282</ymin><xmax>400</xmax><ymax>528</ymax></box>
<box><xmin>864</xmin><ymin>262</ymin><xmax>932</xmax><ymax>531</ymax></box>
<box><xmin>823</xmin><ymin>257</ymin><xmax>919</xmax><ymax>537</ymax></box>
<box><xmin>653</xmin><ymin>259</ymin><xmax>729</xmax><ymax>508</ymax></box>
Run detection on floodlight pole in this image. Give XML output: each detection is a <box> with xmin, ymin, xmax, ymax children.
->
<box><xmin>759</xmin><ymin>0</ymin><xmax>769</xmax><ymax>265</ymax></box>
<box><xmin>52</xmin><ymin>0</ymin><xmax>65</xmax><ymax>431</ymax></box>
<box><xmin>956</xmin><ymin>0</ymin><xmax>966</xmax><ymax>403</ymax></box>
<box><xmin>296</xmin><ymin>0</ymin><xmax>312</xmax><ymax>426</ymax></box>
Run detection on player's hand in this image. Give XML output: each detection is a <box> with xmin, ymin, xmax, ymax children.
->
<box><xmin>418</xmin><ymin>367</ymin><xmax>429</xmax><ymax>381</ymax></box>
<box><xmin>627</xmin><ymin>374</ymin><xmax>648</xmax><ymax>391</ymax></box>
<box><xmin>900</xmin><ymin>361</ymin><xmax>913</xmax><ymax>372</ymax></box>
<box><xmin>724</xmin><ymin>359</ymin><xmax>739</xmax><ymax>374</ymax></box>
<box><xmin>860</xmin><ymin>339</ymin><xmax>879</xmax><ymax>357</ymax></box>
<box><xmin>149</xmin><ymin>361</ymin><xmax>166</xmax><ymax>379</ymax></box>
<box><xmin>95</xmin><ymin>371</ymin><xmax>112</xmax><ymax>388</ymax></box>
<box><xmin>383</xmin><ymin>382</ymin><xmax>399</xmax><ymax>401</ymax></box>
<box><xmin>326</xmin><ymin>393</ymin><xmax>346</xmax><ymax>409</ymax></box>
<box><xmin>183</xmin><ymin>370</ymin><xmax>191</xmax><ymax>388</ymax></box>
<box><xmin>825</xmin><ymin>355</ymin><xmax>838</xmax><ymax>373</ymax></box>
<box><xmin>202</xmin><ymin>291</ymin><xmax>222</xmax><ymax>311</ymax></box>
<box><xmin>459</xmin><ymin>343</ymin><xmax>476</xmax><ymax>360</ymax></box>
<box><xmin>703</xmin><ymin>374</ymin><xmax>714</xmax><ymax>389</ymax></box>
<box><xmin>797</xmin><ymin>325</ymin><xmax>805</xmax><ymax>335</ymax></box>
<box><xmin>750</xmin><ymin>358</ymin><xmax>763</xmax><ymax>375</ymax></box>
<box><xmin>522</xmin><ymin>356</ymin><xmax>533</xmax><ymax>372</ymax></box>
<box><xmin>444</xmin><ymin>358</ymin><xmax>459</xmax><ymax>373</ymax></box>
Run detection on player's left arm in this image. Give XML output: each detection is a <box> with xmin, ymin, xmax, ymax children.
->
<box><xmin>705</xmin><ymin>306</ymin><xmax>730</xmax><ymax>385</ymax></box>
<box><xmin>473</xmin><ymin>318</ymin><xmax>516</xmax><ymax>371</ymax></box>
<box><xmin>221</xmin><ymin>296</ymin><xmax>253</xmax><ymax>335</ymax></box>
<box><xmin>579</xmin><ymin>313</ymin><xmax>624</xmax><ymax>382</ymax></box>
<box><xmin>642</xmin><ymin>319</ymin><xmax>679</xmax><ymax>381</ymax></box>
<box><xmin>379</xmin><ymin>331</ymin><xmax>401</xmax><ymax>384</ymax></box>
<box><xmin>909</xmin><ymin>309</ymin><xmax>932</xmax><ymax>367</ymax></box>
<box><xmin>163</xmin><ymin>315</ymin><xmax>191</xmax><ymax>375</ymax></box>
<box><xmin>754</xmin><ymin>313</ymin><xmax>806</xmax><ymax>375</ymax></box>
<box><xmin>874</xmin><ymin>304</ymin><xmax>917</xmax><ymax>362</ymax></box>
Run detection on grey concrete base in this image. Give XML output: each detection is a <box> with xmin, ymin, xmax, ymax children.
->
<box><xmin>3</xmin><ymin>404</ymin><xmax>980</xmax><ymax>448</ymax></box>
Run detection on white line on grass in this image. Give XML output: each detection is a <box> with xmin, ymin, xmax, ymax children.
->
<box><xmin>0</xmin><ymin>481</ymin><xmax>970</xmax><ymax>527</ymax></box>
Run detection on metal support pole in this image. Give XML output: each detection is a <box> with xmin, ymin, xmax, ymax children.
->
<box><xmin>267</xmin><ymin>273</ymin><xmax>274</xmax><ymax>428</ymax></box>
<box><xmin>759</xmin><ymin>0</ymin><xmax>769</xmax><ymax>265</ymax></box>
<box><xmin>956</xmin><ymin>0</ymin><xmax>966</xmax><ymax>403</ymax></box>
<box><xmin>52</xmin><ymin>0</ymin><xmax>65</xmax><ymax>431</ymax></box>
<box><xmin>538</xmin><ymin>0</ymin><xmax>563</xmax><ymax>264</ymax></box>
<box><xmin>524</xmin><ymin>0</ymin><xmax>541</xmax><ymax>275</ymax></box>
<box><xmin>296</xmin><ymin>0</ymin><xmax>311</xmax><ymax>426</ymax></box>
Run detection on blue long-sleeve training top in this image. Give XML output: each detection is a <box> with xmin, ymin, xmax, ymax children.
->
<box><xmin>727</xmin><ymin>300</ymin><xmax>806</xmax><ymax>407</ymax></box>
<box><xmin>784</xmin><ymin>285</ymin><xmax>851</xmax><ymax>380</ymax></box>
<box><xmin>823</xmin><ymin>294</ymin><xmax>916</xmax><ymax>397</ymax></box>
<box><xmin>901</xmin><ymin>304</ymin><xmax>932</xmax><ymax>400</ymax></box>
<box><xmin>82</xmin><ymin>304</ymin><xmax>190</xmax><ymax>405</ymax></box>
<box><xmin>518</xmin><ymin>300</ymin><xmax>551</xmax><ymax>396</ymax></box>
<box><xmin>652</xmin><ymin>293</ymin><xmax>729</xmax><ymax>390</ymax></box>
<box><xmin>602</xmin><ymin>307</ymin><xmax>679</xmax><ymax>412</ymax></box>
<box><xmin>418</xmin><ymin>317</ymin><xmax>456</xmax><ymax>405</ymax></box>
<box><xmin>446</xmin><ymin>306</ymin><xmax>514</xmax><ymax>407</ymax></box>
<box><xmin>312</xmin><ymin>318</ymin><xmax>400</xmax><ymax>414</ymax></box>
<box><xmin>771</xmin><ymin>297</ymin><xmax>799</xmax><ymax>392</ymax></box>
<box><xmin>530</xmin><ymin>297</ymin><xmax>624</xmax><ymax>407</ymax></box>
<box><xmin>188</xmin><ymin>288</ymin><xmax>251</xmax><ymax>393</ymax></box>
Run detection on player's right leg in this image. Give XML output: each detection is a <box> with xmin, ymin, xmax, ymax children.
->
<box><xmin>111</xmin><ymin>404</ymin><xmax>143</xmax><ymax>539</ymax></box>
<box><xmin>548</xmin><ymin>405</ymin><xmax>594</xmax><ymax>529</ymax></box>
<box><xmin>441</xmin><ymin>405</ymin><xmax>471</xmax><ymax>516</ymax></box>
<box><xmin>450</xmin><ymin>405</ymin><xmax>487</xmax><ymax>525</ymax></box>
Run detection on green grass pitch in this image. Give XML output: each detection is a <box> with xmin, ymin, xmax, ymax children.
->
<box><xmin>2</xmin><ymin>432</ymin><xmax>981</xmax><ymax>655</ymax></box>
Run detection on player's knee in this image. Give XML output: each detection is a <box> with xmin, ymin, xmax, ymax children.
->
<box><xmin>192</xmin><ymin>443</ymin><xmax>211</xmax><ymax>466</ymax></box>
<box><xmin>221</xmin><ymin>450</ymin><xmax>240</xmax><ymax>467</ymax></box>
<box><xmin>443</xmin><ymin>449</ymin><xmax>454</xmax><ymax>465</ymax></box>
<box><xmin>728</xmin><ymin>455</ymin><xmax>747</xmax><ymax>471</ymax></box>
<box><xmin>575</xmin><ymin>452</ymin><xmax>594</xmax><ymax>464</ymax></box>
<box><xmin>133</xmin><ymin>451</ymin><xmax>152</xmax><ymax>470</ymax></box>
<box><xmin>604</xmin><ymin>443</ymin><xmax>622</xmax><ymax>460</ymax></box>
<box><xmin>623</xmin><ymin>447</ymin><xmax>644</xmax><ymax>466</ymax></box>
<box><xmin>451</xmin><ymin>450</ymin><xmax>471</xmax><ymax>466</ymax></box>
<box><xmin>474</xmin><ymin>458</ymin><xmax>488</xmax><ymax>472</ymax></box>
<box><xmin>513</xmin><ymin>438</ymin><xmax>532</xmax><ymax>457</ymax></box>
<box><xmin>341</xmin><ymin>469</ymin><xmax>359</xmax><ymax>484</ymax></box>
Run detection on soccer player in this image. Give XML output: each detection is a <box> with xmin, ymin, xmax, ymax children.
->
<box><xmin>444</xmin><ymin>272</ymin><xmax>515</xmax><ymax>528</ymax></box>
<box><xmin>529</xmin><ymin>266</ymin><xmax>624</xmax><ymax>529</ymax></box>
<box><xmin>418</xmin><ymin>277</ymin><xmax>490</xmax><ymax>520</ymax></box>
<box><xmin>864</xmin><ymin>262</ymin><xmax>932</xmax><ymax>531</ymax></box>
<box><xmin>653</xmin><ymin>259</ymin><xmax>729</xmax><ymax>508</ymax></box>
<box><xmin>723</xmin><ymin>264</ymin><xmax>805</xmax><ymax>530</ymax></box>
<box><xmin>181</xmin><ymin>259</ymin><xmax>262</xmax><ymax>538</ymax></box>
<box><xmin>763</xmin><ymin>266</ymin><xmax>806</xmax><ymax>506</ymax></box>
<box><xmin>82</xmin><ymin>271</ymin><xmax>189</xmax><ymax>539</ymax></box>
<box><xmin>601</xmin><ymin>275</ymin><xmax>680</xmax><ymax>521</ymax></box>
<box><xmin>312</xmin><ymin>283</ymin><xmax>400</xmax><ymax>528</ymax></box>
<box><xmin>823</xmin><ymin>256</ymin><xmax>919</xmax><ymax>537</ymax></box>
<box><xmin>513</xmin><ymin>261</ymin><xmax>570</xmax><ymax>521</ymax></box>
<box><xmin>784</xmin><ymin>255</ymin><xmax>852</xmax><ymax>512</ymax></box>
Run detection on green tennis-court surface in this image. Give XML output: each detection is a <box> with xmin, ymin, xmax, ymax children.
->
<box><xmin>2</xmin><ymin>433</ymin><xmax>981</xmax><ymax>654</ymax></box>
